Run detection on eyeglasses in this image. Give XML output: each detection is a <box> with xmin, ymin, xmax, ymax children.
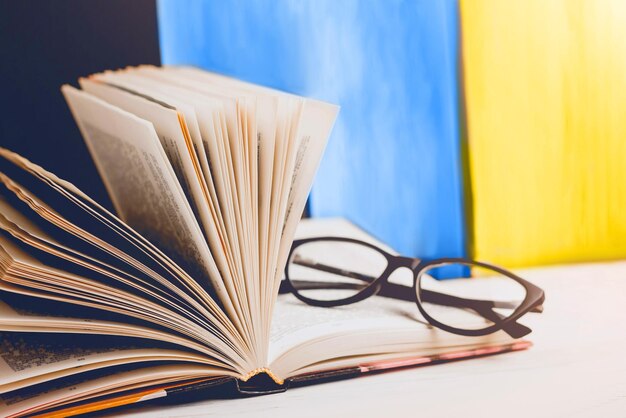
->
<box><xmin>279</xmin><ymin>237</ymin><xmax>545</xmax><ymax>338</ymax></box>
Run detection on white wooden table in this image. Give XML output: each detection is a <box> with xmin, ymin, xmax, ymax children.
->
<box><xmin>108</xmin><ymin>218</ymin><xmax>626</xmax><ymax>418</ymax></box>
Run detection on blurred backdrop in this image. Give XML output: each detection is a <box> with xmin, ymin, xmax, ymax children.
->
<box><xmin>158</xmin><ymin>0</ymin><xmax>626</xmax><ymax>267</ymax></box>
<box><xmin>2</xmin><ymin>0</ymin><xmax>625</xmax><ymax>268</ymax></box>
<box><xmin>0</xmin><ymin>0</ymin><xmax>161</xmax><ymax>209</ymax></box>
<box><xmin>158</xmin><ymin>0</ymin><xmax>466</xmax><ymax>265</ymax></box>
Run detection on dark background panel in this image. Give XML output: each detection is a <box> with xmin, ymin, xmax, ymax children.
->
<box><xmin>0</xmin><ymin>0</ymin><xmax>161</xmax><ymax>208</ymax></box>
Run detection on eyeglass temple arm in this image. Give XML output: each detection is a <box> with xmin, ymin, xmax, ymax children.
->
<box><xmin>418</xmin><ymin>288</ymin><xmax>532</xmax><ymax>338</ymax></box>
<box><xmin>280</xmin><ymin>278</ymin><xmax>531</xmax><ymax>338</ymax></box>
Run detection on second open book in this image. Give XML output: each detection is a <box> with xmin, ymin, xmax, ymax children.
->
<box><xmin>0</xmin><ymin>67</ymin><xmax>525</xmax><ymax>417</ymax></box>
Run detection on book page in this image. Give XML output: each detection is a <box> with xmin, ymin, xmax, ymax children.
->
<box><xmin>0</xmin><ymin>144</ymin><xmax>251</xmax><ymax>374</ymax></box>
<box><xmin>77</xmin><ymin>79</ymin><xmax>223</xmax><ymax>270</ymax></box>
<box><xmin>61</xmin><ymin>86</ymin><xmax>234</xmax><ymax>317</ymax></box>
<box><xmin>268</xmin><ymin>293</ymin><xmax>512</xmax><ymax>380</ymax></box>
<box><xmin>270</xmin><ymin>99</ymin><xmax>339</xmax><ymax>291</ymax></box>
<box><xmin>0</xmin><ymin>228</ymin><xmax>244</xmax><ymax>371</ymax></box>
<box><xmin>78</xmin><ymin>75</ymin><xmax>253</xmax><ymax>357</ymax></box>
<box><xmin>129</xmin><ymin>67</ymin><xmax>339</xmax><ymax>366</ymax></box>
<box><xmin>0</xmin><ymin>332</ymin><xmax>214</xmax><ymax>394</ymax></box>
<box><xmin>0</xmin><ymin>195</ymin><xmax>206</xmax><ymax>329</ymax></box>
<box><xmin>0</xmin><ymin>292</ymin><xmax>215</xmax><ymax>358</ymax></box>
<box><xmin>0</xmin><ymin>147</ymin><xmax>241</xmax><ymax>346</ymax></box>
<box><xmin>102</xmin><ymin>68</ymin><xmax>298</xmax><ymax>365</ymax></box>
<box><xmin>0</xmin><ymin>363</ymin><xmax>226</xmax><ymax>418</ymax></box>
<box><xmin>163</xmin><ymin>67</ymin><xmax>340</xmax><ymax>288</ymax></box>
<box><xmin>165</xmin><ymin>68</ymin><xmax>339</xmax><ymax>258</ymax></box>
<box><xmin>127</xmin><ymin>67</ymin><xmax>281</xmax><ymax>353</ymax></box>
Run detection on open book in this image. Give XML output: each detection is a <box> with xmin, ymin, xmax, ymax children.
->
<box><xmin>0</xmin><ymin>67</ymin><xmax>528</xmax><ymax>417</ymax></box>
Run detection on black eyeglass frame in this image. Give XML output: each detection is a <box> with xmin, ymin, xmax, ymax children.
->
<box><xmin>281</xmin><ymin>236</ymin><xmax>545</xmax><ymax>338</ymax></box>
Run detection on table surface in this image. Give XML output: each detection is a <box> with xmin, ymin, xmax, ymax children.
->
<box><xmin>106</xmin><ymin>218</ymin><xmax>626</xmax><ymax>418</ymax></box>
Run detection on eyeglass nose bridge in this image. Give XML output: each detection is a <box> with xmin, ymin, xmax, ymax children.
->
<box><xmin>377</xmin><ymin>256</ymin><xmax>422</xmax><ymax>286</ymax></box>
<box><xmin>392</xmin><ymin>256</ymin><xmax>422</xmax><ymax>270</ymax></box>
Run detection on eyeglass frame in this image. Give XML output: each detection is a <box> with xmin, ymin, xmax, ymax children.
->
<box><xmin>280</xmin><ymin>236</ymin><xmax>545</xmax><ymax>339</ymax></box>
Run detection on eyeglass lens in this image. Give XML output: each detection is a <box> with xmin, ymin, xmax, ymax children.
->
<box><xmin>287</xmin><ymin>240</ymin><xmax>388</xmax><ymax>301</ymax></box>
<box><xmin>417</xmin><ymin>262</ymin><xmax>527</xmax><ymax>331</ymax></box>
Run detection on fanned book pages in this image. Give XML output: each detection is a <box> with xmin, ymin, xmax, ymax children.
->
<box><xmin>0</xmin><ymin>66</ymin><xmax>526</xmax><ymax>417</ymax></box>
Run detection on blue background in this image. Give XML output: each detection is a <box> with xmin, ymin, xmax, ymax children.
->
<box><xmin>157</xmin><ymin>0</ymin><xmax>465</xmax><ymax>262</ymax></box>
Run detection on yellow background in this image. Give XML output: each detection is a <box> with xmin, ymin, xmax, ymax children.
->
<box><xmin>461</xmin><ymin>0</ymin><xmax>626</xmax><ymax>267</ymax></box>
